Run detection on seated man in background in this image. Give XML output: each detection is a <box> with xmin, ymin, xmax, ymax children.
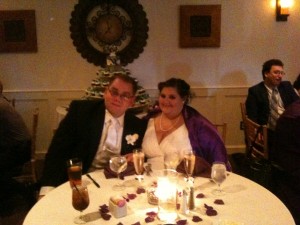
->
<box><xmin>293</xmin><ymin>73</ymin><xmax>300</xmax><ymax>96</ymax></box>
<box><xmin>0</xmin><ymin>80</ymin><xmax>31</xmax><ymax>205</ymax></box>
<box><xmin>39</xmin><ymin>74</ymin><xmax>147</xmax><ymax>198</ymax></box>
<box><xmin>246</xmin><ymin>59</ymin><xmax>299</xmax><ymax>127</ymax></box>
<box><xmin>245</xmin><ymin>59</ymin><xmax>299</xmax><ymax>152</ymax></box>
<box><xmin>273</xmin><ymin>99</ymin><xmax>300</xmax><ymax>225</ymax></box>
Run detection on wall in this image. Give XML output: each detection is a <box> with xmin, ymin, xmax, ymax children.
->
<box><xmin>1</xmin><ymin>0</ymin><xmax>300</xmax><ymax>154</ymax></box>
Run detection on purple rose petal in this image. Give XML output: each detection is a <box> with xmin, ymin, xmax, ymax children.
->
<box><xmin>99</xmin><ymin>204</ymin><xmax>109</xmax><ymax>213</ymax></box>
<box><xmin>214</xmin><ymin>199</ymin><xmax>225</xmax><ymax>205</ymax></box>
<box><xmin>204</xmin><ymin>203</ymin><xmax>214</xmax><ymax>210</ymax></box>
<box><xmin>137</xmin><ymin>187</ymin><xmax>146</xmax><ymax>194</ymax></box>
<box><xmin>99</xmin><ymin>207</ymin><xmax>109</xmax><ymax>213</ymax></box>
<box><xmin>196</xmin><ymin>193</ymin><xmax>205</xmax><ymax>198</ymax></box>
<box><xmin>132</xmin><ymin>222</ymin><xmax>141</xmax><ymax>225</ymax></box>
<box><xmin>176</xmin><ymin>219</ymin><xmax>187</xmax><ymax>225</ymax></box>
<box><xmin>145</xmin><ymin>216</ymin><xmax>155</xmax><ymax>223</ymax></box>
<box><xmin>192</xmin><ymin>216</ymin><xmax>203</xmax><ymax>222</ymax></box>
<box><xmin>101</xmin><ymin>213</ymin><xmax>111</xmax><ymax>220</ymax></box>
<box><xmin>146</xmin><ymin>211</ymin><xmax>157</xmax><ymax>217</ymax></box>
<box><xmin>127</xmin><ymin>193</ymin><xmax>137</xmax><ymax>200</ymax></box>
<box><xmin>99</xmin><ymin>204</ymin><xmax>108</xmax><ymax>209</ymax></box>
<box><xmin>206</xmin><ymin>208</ymin><xmax>218</xmax><ymax>216</ymax></box>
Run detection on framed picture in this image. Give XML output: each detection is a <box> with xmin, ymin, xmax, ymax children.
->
<box><xmin>0</xmin><ymin>10</ymin><xmax>37</xmax><ymax>53</ymax></box>
<box><xmin>179</xmin><ymin>5</ymin><xmax>221</xmax><ymax>48</ymax></box>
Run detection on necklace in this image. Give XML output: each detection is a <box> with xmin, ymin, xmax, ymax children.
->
<box><xmin>159</xmin><ymin>113</ymin><xmax>181</xmax><ymax>132</ymax></box>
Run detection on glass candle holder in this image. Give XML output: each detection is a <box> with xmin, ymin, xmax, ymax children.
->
<box><xmin>155</xmin><ymin>169</ymin><xmax>178</xmax><ymax>223</ymax></box>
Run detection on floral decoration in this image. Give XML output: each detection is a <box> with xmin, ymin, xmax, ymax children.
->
<box><xmin>126</xmin><ymin>133</ymin><xmax>139</xmax><ymax>145</ymax></box>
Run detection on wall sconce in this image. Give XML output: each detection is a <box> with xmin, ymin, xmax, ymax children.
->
<box><xmin>276</xmin><ymin>0</ymin><xmax>292</xmax><ymax>21</ymax></box>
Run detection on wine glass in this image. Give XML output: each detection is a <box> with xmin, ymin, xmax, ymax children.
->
<box><xmin>72</xmin><ymin>185</ymin><xmax>90</xmax><ymax>224</ymax></box>
<box><xmin>183</xmin><ymin>150</ymin><xmax>195</xmax><ymax>184</ymax></box>
<box><xmin>133</xmin><ymin>150</ymin><xmax>145</xmax><ymax>186</ymax></box>
<box><xmin>164</xmin><ymin>152</ymin><xmax>181</xmax><ymax>170</ymax></box>
<box><xmin>211</xmin><ymin>162</ymin><xmax>227</xmax><ymax>196</ymax></box>
<box><xmin>109</xmin><ymin>156</ymin><xmax>128</xmax><ymax>191</ymax></box>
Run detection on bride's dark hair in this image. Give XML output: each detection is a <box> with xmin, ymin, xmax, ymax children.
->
<box><xmin>158</xmin><ymin>78</ymin><xmax>192</xmax><ymax>104</ymax></box>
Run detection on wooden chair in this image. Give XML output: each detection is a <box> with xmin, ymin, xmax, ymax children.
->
<box><xmin>14</xmin><ymin>107</ymin><xmax>39</xmax><ymax>184</ymax></box>
<box><xmin>244</xmin><ymin>117</ymin><xmax>269</xmax><ymax>160</ymax></box>
<box><xmin>240</xmin><ymin>102</ymin><xmax>247</xmax><ymax>124</ymax></box>
<box><xmin>9</xmin><ymin>98</ymin><xmax>16</xmax><ymax>108</ymax></box>
<box><xmin>213</xmin><ymin>123</ymin><xmax>227</xmax><ymax>144</ymax></box>
<box><xmin>240</xmin><ymin>102</ymin><xmax>250</xmax><ymax>149</ymax></box>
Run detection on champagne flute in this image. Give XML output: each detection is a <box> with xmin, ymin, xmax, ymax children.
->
<box><xmin>133</xmin><ymin>150</ymin><xmax>145</xmax><ymax>186</ymax></box>
<box><xmin>109</xmin><ymin>156</ymin><xmax>128</xmax><ymax>191</ymax></box>
<box><xmin>211</xmin><ymin>162</ymin><xmax>227</xmax><ymax>196</ymax></box>
<box><xmin>164</xmin><ymin>152</ymin><xmax>181</xmax><ymax>170</ymax></box>
<box><xmin>183</xmin><ymin>150</ymin><xmax>195</xmax><ymax>184</ymax></box>
<box><xmin>72</xmin><ymin>185</ymin><xmax>90</xmax><ymax>224</ymax></box>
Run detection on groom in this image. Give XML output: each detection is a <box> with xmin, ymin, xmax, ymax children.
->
<box><xmin>39</xmin><ymin>74</ymin><xmax>147</xmax><ymax>197</ymax></box>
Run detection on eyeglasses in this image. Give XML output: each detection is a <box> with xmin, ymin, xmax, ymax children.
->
<box><xmin>108</xmin><ymin>88</ymin><xmax>134</xmax><ymax>101</ymax></box>
<box><xmin>271</xmin><ymin>70</ymin><xmax>285</xmax><ymax>76</ymax></box>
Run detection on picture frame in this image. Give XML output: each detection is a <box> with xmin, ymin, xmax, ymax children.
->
<box><xmin>179</xmin><ymin>5</ymin><xmax>221</xmax><ymax>48</ymax></box>
<box><xmin>0</xmin><ymin>10</ymin><xmax>37</xmax><ymax>53</ymax></box>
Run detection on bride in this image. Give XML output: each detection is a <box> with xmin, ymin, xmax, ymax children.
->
<box><xmin>142</xmin><ymin>78</ymin><xmax>231</xmax><ymax>171</ymax></box>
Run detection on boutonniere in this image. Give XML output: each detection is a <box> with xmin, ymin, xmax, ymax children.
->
<box><xmin>126</xmin><ymin>134</ymin><xmax>139</xmax><ymax>145</ymax></box>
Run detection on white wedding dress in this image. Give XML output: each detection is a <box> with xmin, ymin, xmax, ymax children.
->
<box><xmin>142</xmin><ymin>118</ymin><xmax>193</xmax><ymax>170</ymax></box>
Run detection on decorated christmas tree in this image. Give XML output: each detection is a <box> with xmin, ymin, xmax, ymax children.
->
<box><xmin>85</xmin><ymin>50</ymin><xmax>150</xmax><ymax>114</ymax></box>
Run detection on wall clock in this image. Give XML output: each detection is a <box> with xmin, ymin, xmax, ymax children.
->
<box><xmin>70</xmin><ymin>0</ymin><xmax>149</xmax><ymax>67</ymax></box>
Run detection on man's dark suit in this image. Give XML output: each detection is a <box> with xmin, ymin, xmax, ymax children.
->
<box><xmin>273</xmin><ymin>99</ymin><xmax>300</xmax><ymax>225</ymax></box>
<box><xmin>40</xmin><ymin>100</ymin><xmax>147</xmax><ymax>187</ymax></box>
<box><xmin>246</xmin><ymin>81</ymin><xmax>299</xmax><ymax>125</ymax></box>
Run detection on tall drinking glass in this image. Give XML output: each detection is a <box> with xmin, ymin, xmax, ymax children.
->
<box><xmin>133</xmin><ymin>150</ymin><xmax>145</xmax><ymax>186</ymax></box>
<box><xmin>109</xmin><ymin>156</ymin><xmax>128</xmax><ymax>191</ymax></box>
<box><xmin>67</xmin><ymin>158</ymin><xmax>82</xmax><ymax>188</ymax></box>
<box><xmin>164</xmin><ymin>152</ymin><xmax>181</xmax><ymax>170</ymax></box>
<box><xmin>183</xmin><ymin>150</ymin><xmax>195</xmax><ymax>184</ymax></box>
<box><xmin>72</xmin><ymin>185</ymin><xmax>90</xmax><ymax>224</ymax></box>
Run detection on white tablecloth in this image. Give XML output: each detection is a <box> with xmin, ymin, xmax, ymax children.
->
<box><xmin>23</xmin><ymin>171</ymin><xmax>295</xmax><ymax>225</ymax></box>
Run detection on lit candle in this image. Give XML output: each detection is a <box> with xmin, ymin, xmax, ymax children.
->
<box><xmin>156</xmin><ymin>170</ymin><xmax>178</xmax><ymax>223</ymax></box>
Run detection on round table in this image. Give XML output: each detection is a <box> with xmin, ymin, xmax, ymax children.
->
<box><xmin>23</xmin><ymin>171</ymin><xmax>295</xmax><ymax>225</ymax></box>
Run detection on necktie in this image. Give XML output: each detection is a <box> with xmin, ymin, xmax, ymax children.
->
<box><xmin>90</xmin><ymin>118</ymin><xmax>120</xmax><ymax>170</ymax></box>
<box><xmin>103</xmin><ymin>118</ymin><xmax>119</xmax><ymax>152</ymax></box>
<box><xmin>269</xmin><ymin>88</ymin><xmax>279</xmax><ymax>130</ymax></box>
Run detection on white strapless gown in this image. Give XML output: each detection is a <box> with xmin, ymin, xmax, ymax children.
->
<box><xmin>142</xmin><ymin>118</ymin><xmax>193</xmax><ymax>170</ymax></box>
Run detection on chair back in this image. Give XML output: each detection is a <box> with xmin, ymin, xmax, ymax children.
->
<box><xmin>30</xmin><ymin>107</ymin><xmax>39</xmax><ymax>182</ymax></box>
<box><xmin>14</xmin><ymin>107</ymin><xmax>39</xmax><ymax>183</ymax></box>
<box><xmin>240</xmin><ymin>102</ymin><xmax>247</xmax><ymax>123</ymax></box>
<box><xmin>240</xmin><ymin>102</ymin><xmax>250</xmax><ymax>149</ymax></box>
<box><xmin>31</xmin><ymin>108</ymin><xmax>39</xmax><ymax>156</ymax></box>
<box><xmin>9</xmin><ymin>98</ymin><xmax>16</xmax><ymax>108</ymax></box>
<box><xmin>213</xmin><ymin>123</ymin><xmax>227</xmax><ymax>144</ymax></box>
<box><xmin>244</xmin><ymin>117</ymin><xmax>268</xmax><ymax>160</ymax></box>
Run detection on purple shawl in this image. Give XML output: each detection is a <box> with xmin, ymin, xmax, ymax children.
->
<box><xmin>144</xmin><ymin>105</ymin><xmax>231</xmax><ymax>170</ymax></box>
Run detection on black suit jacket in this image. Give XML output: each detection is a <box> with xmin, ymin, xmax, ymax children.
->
<box><xmin>246</xmin><ymin>81</ymin><xmax>299</xmax><ymax>125</ymax></box>
<box><xmin>40</xmin><ymin>100</ymin><xmax>147</xmax><ymax>187</ymax></box>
